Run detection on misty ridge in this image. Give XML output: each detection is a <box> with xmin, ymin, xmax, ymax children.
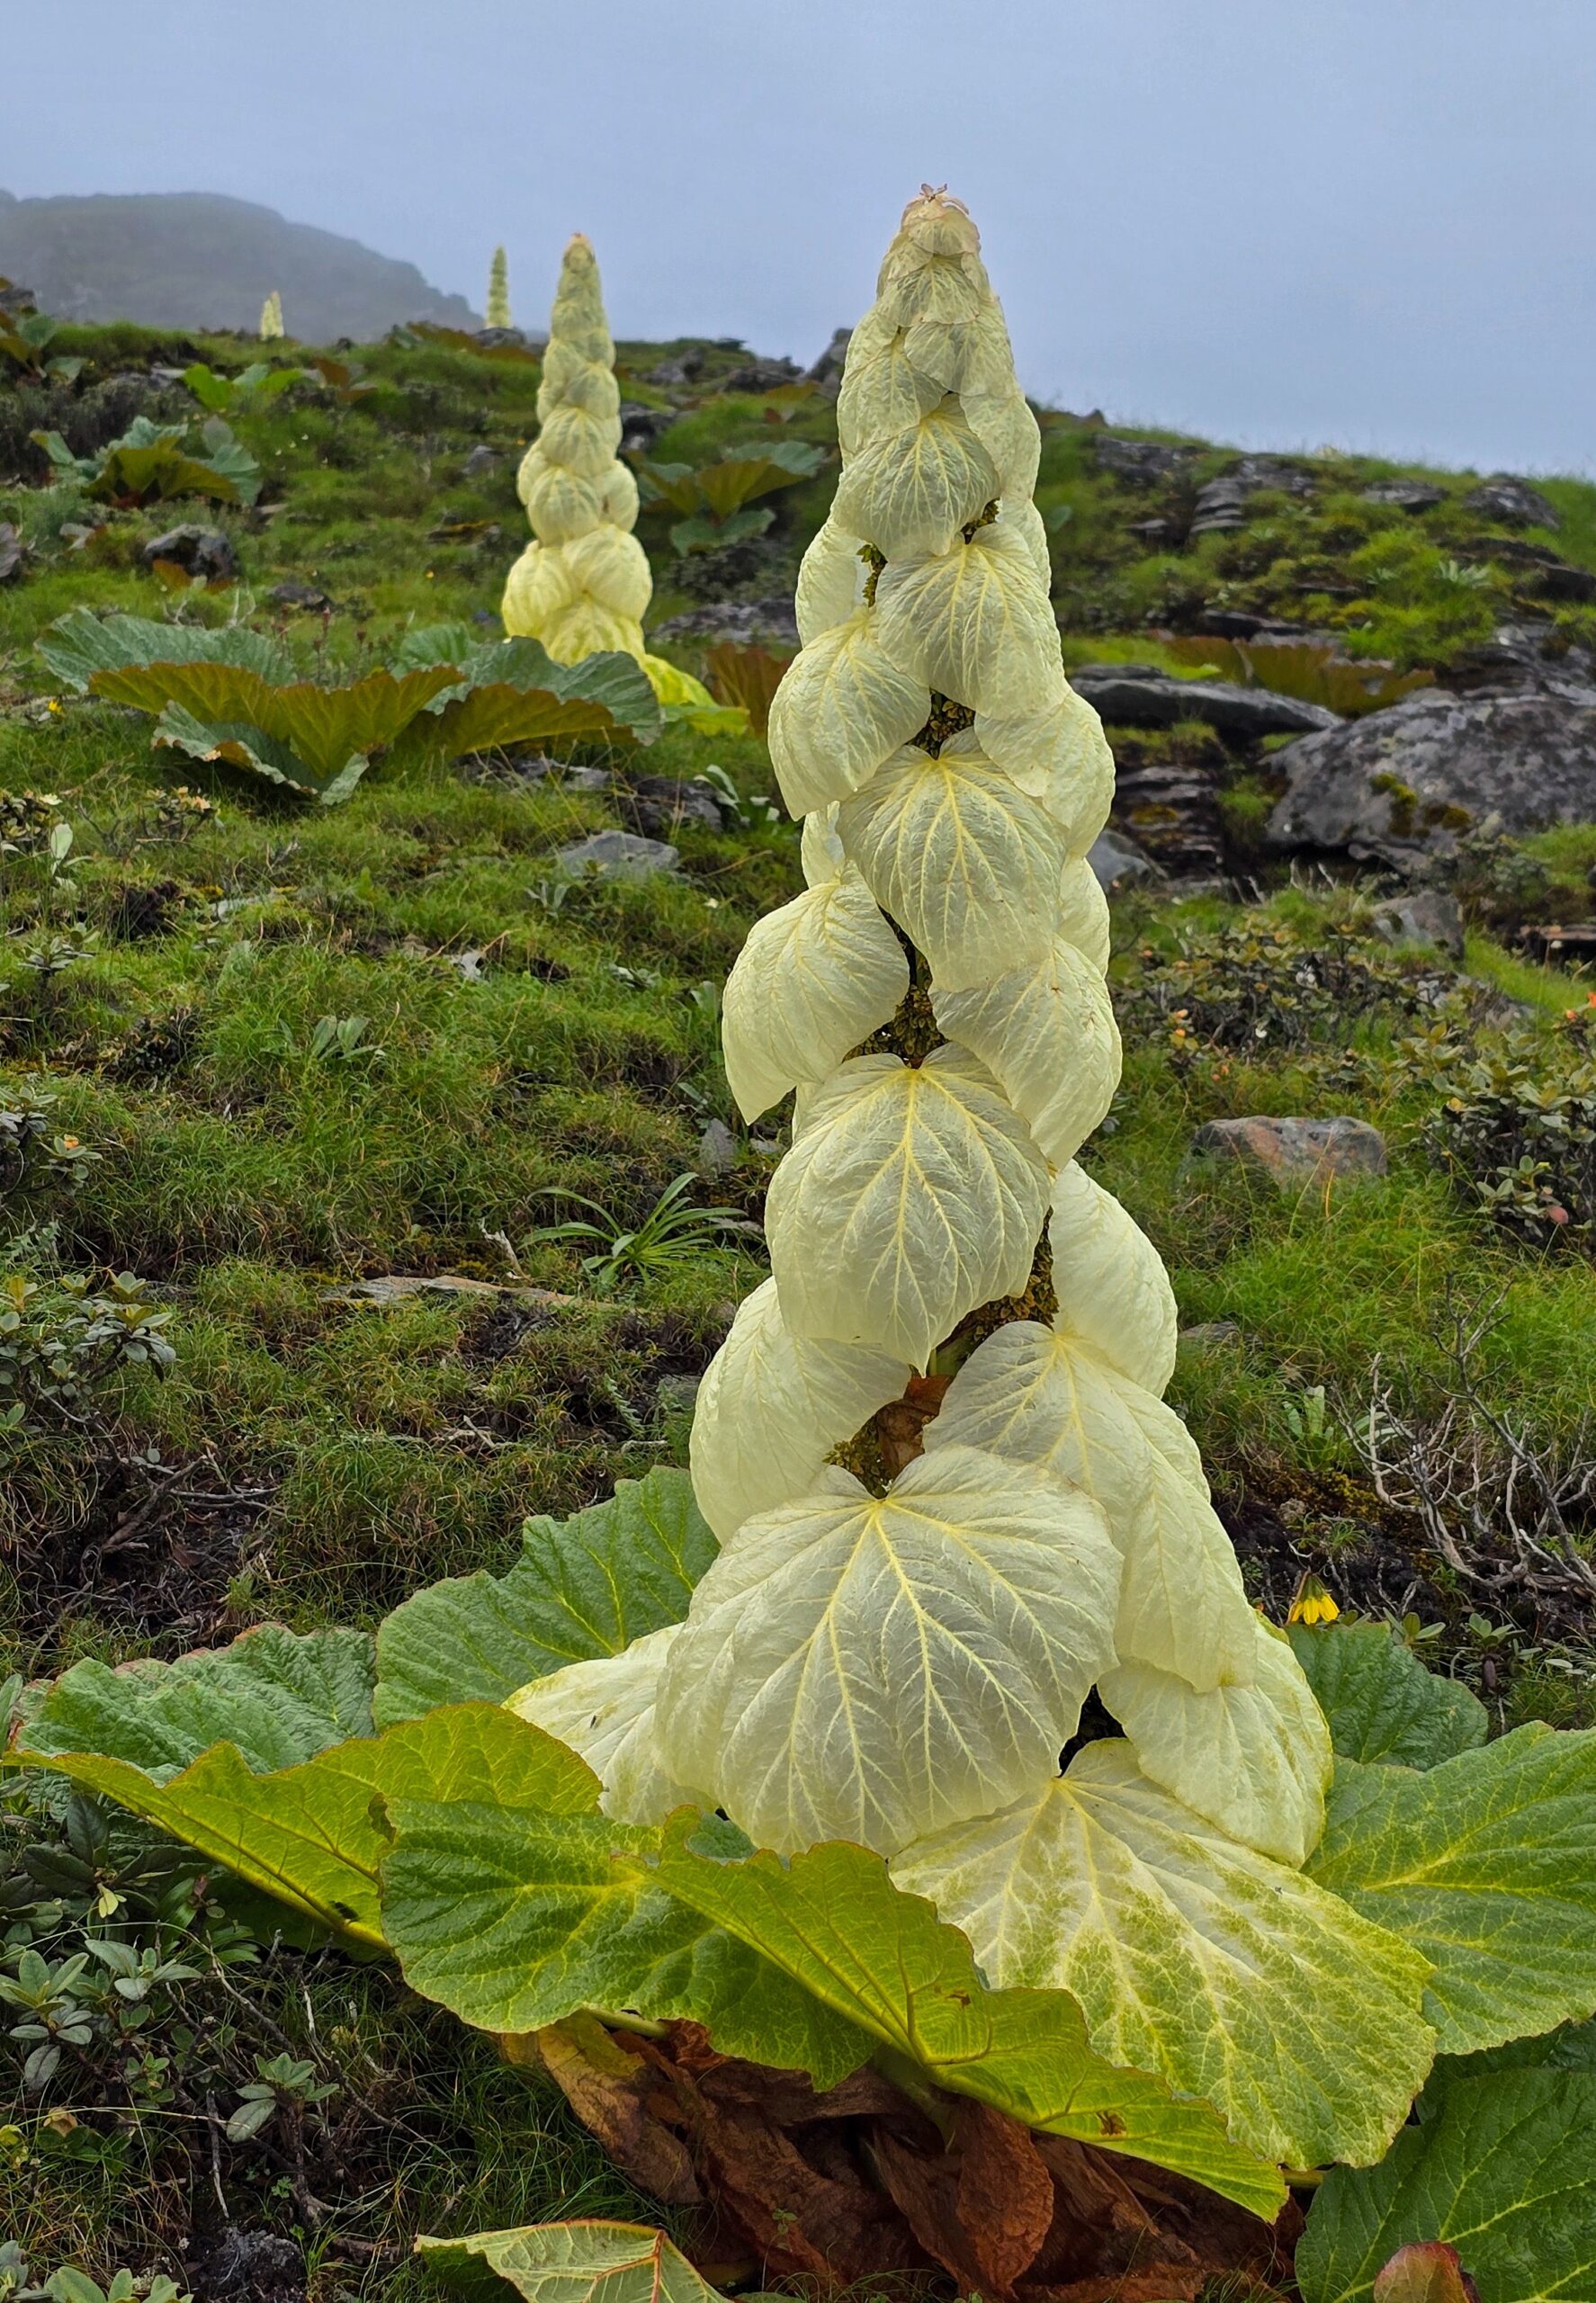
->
<box><xmin>0</xmin><ymin>187</ymin><xmax>481</xmax><ymax>339</ymax></box>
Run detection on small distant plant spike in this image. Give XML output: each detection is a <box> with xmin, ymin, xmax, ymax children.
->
<box><xmin>501</xmin><ymin>232</ymin><xmax>723</xmax><ymax>718</ymax></box>
<box><xmin>258</xmin><ymin>290</ymin><xmax>284</xmax><ymax>340</ymax></box>
<box><xmin>486</xmin><ymin>243</ymin><xmax>512</xmax><ymax>328</ymax></box>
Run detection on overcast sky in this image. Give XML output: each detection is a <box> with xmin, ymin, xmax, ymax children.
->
<box><xmin>7</xmin><ymin>0</ymin><xmax>1594</xmax><ymax>474</ymax></box>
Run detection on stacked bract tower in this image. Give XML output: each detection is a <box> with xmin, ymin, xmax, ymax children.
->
<box><xmin>502</xmin><ymin>235</ymin><xmax>708</xmax><ymax>709</ymax></box>
<box><xmin>516</xmin><ymin>187</ymin><xmax>1332</xmax><ymax>1965</ymax></box>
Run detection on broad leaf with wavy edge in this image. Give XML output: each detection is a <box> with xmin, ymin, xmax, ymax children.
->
<box><xmin>1308</xmin><ymin>1725</ymin><xmax>1596</xmax><ymax>2054</ymax></box>
<box><xmin>652</xmin><ymin>1442</ymin><xmax>1118</xmax><ymax>1859</ymax></box>
<box><xmin>646</xmin><ymin>1812</ymin><xmax>1286</xmax><ymax>2215</ymax></box>
<box><xmin>687</xmin><ymin>1277</ymin><xmax>909</xmax><ymax>1544</ymax></box>
<box><xmin>766</xmin><ymin>606</ymin><xmax>930</xmax><ymax>817</ymax></box>
<box><xmin>1099</xmin><ymin>1618</ymin><xmax>1332</xmax><ymax>1866</ymax></box>
<box><xmin>37</xmin><ymin>607</ymin><xmax>290</xmax><ymax>693</ymax></box>
<box><xmin>1297</xmin><ymin>2070</ymin><xmax>1596</xmax><ymax>2303</ymax></box>
<box><xmin>417</xmin><ymin>2219</ymin><xmax>727</xmax><ymax>2303</ymax></box>
<box><xmin>1287</xmin><ymin>1622</ymin><xmax>1488</xmax><ymax>1769</ymax></box>
<box><xmin>932</xmin><ymin>932</ymin><xmax>1121</xmax><ymax>1163</ymax></box>
<box><xmin>1047</xmin><ymin>1161</ymin><xmax>1179</xmax><ymax>1396</ymax></box>
<box><xmin>767</xmin><ymin>1048</ymin><xmax>1048</xmax><ymax>1367</ymax></box>
<box><xmin>794</xmin><ymin>515</ymin><xmax>868</xmax><ymax>644</ymax></box>
<box><xmin>380</xmin><ymin>1798</ymin><xmax>871</xmax><ymax>2088</ymax></box>
<box><xmin>721</xmin><ymin>868</ymin><xmax>908</xmax><ymax>1120</ymax></box>
<box><xmin>875</xmin><ymin>522</ymin><xmax>1061</xmax><ymax>715</ymax></box>
<box><xmin>838</xmin><ymin>738</ymin><xmax>1065</xmax><ymax>992</ymax></box>
<box><xmin>375</xmin><ymin>1469</ymin><xmax>716</xmax><ymax>1728</ymax></box>
<box><xmin>833</xmin><ymin>397</ymin><xmax>998</xmax><ymax>560</ymax></box>
<box><xmin>16</xmin><ymin>1699</ymin><xmax>593</xmax><ymax>1944</ymax></box>
<box><xmin>892</xmin><ymin>1739</ymin><xmax>1433</xmax><ymax>2171</ymax></box>
<box><xmin>509</xmin><ymin>1626</ymin><xmax>705</xmax><ymax>1827</ymax></box>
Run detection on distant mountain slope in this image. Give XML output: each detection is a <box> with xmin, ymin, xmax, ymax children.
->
<box><xmin>0</xmin><ymin>189</ymin><xmax>480</xmax><ymax>338</ymax></box>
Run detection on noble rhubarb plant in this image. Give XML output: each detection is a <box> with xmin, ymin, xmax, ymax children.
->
<box><xmin>10</xmin><ymin>195</ymin><xmax>1596</xmax><ymax>2303</ymax></box>
<box><xmin>501</xmin><ymin>234</ymin><xmax>719</xmax><ymax>716</ymax></box>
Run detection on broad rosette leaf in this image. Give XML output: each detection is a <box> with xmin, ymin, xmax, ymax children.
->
<box><xmin>1288</xmin><ymin>1620</ymin><xmax>1489</xmax><ymax>1768</ymax></box>
<box><xmin>417</xmin><ymin>2221</ymin><xmax>729</xmax><ymax>2303</ymax></box>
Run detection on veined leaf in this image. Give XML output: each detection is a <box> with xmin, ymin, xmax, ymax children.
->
<box><xmin>653</xmin><ymin>1441</ymin><xmax>1120</xmax><ymax>1858</ymax></box>
<box><xmin>892</xmin><ymin>1739</ymin><xmax>1434</xmax><ymax>2171</ymax></box>
<box><xmin>374</xmin><ymin>1468</ymin><xmax>717</xmax><ymax>1728</ymax></box>
<box><xmin>417</xmin><ymin>2220</ymin><xmax>727</xmax><ymax>2303</ymax></box>
<box><xmin>151</xmin><ymin>702</ymin><xmax>366</xmax><ymax>803</ymax></box>
<box><xmin>766</xmin><ymin>606</ymin><xmax>930</xmax><ymax>817</ymax></box>
<box><xmin>1047</xmin><ymin>1161</ymin><xmax>1178</xmax><ymax>1396</ymax></box>
<box><xmin>1287</xmin><ymin>1622</ymin><xmax>1488</xmax><ymax>1769</ymax></box>
<box><xmin>974</xmin><ymin>685</ymin><xmax>1116</xmax><ymax>855</ymax></box>
<box><xmin>766</xmin><ymin>1048</ymin><xmax>1048</xmax><ymax>1367</ymax></box>
<box><xmin>37</xmin><ymin>607</ymin><xmax>290</xmax><ymax>694</ymax></box>
<box><xmin>928</xmin><ymin>1322</ymin><xmax>1258</xmax><ymax>1688</ymax></box>
<box><xmin>931</xmin><ymin>929</ymin><xmax>1121</xmax><ymax>1163</ymax></box>
<box><xmin>794</xmin><ymin>514</ymin><xmax>868</xmax><ymax>643</ymax></box>
<box><xmin>380</xmin><ymin>1797</ymin><xmax>872</xmax><ymax>2087</ymax></box>
<box><xmin>1297</xmin><ymin>2069</ymin><xmax>1596</xmax><ymax>2303</ymax></box>
<box><xmin>833</xmin><ymin>397</ymin><xmax>998</xmax><ymax>559</ymax></box>
<box><xmin>837</xmin><ymin>336</ymin><xmax>946</xmax><ymax>458</ymax></box>
<box><xmin>838</xmin><ymin>738</ymin><xmax>1065</xmax><ymax>992</ymax></box>
<box><xmin>508</xmin><ymin>1626</ymin><xmax>703</xmax><ymax>1827</ymax></box>
<box><xmin>1058</xmin><ymin>852</ymin><xmax>1112</xmax><ymax>970</ymax></box>
<box><xmin>92</xmin><ymin>659</ymin><xmax>460</xmax><ymax>777</ymax></box>
<box><xmin>695</xmin><ymin>441</ymin><xmax>825</xmax><ymax>521</ymax></box>
<box><xmin>1308</xmin><ymin>1725</ymin><xmax>1596</xmax><ymax>2055</ymax></box>
<box><xmin>687</xmin><ymin>1277</ymin><xmax>909</xmax><ymax>1544</ymax></box>
<box><xmin>647</xmin><ymin>1814</ymin><xmax>1287</xmax><ymax>2216</ymax></box>
<box><xmin>721</xmin><ymin>865</ymin><xmax>907</xmax><ymax>1121</ymax></box>
<box><xmin>875</xmin><ymin>522</ymin><xmax>1061</xmax><ymax>715</ymax></box>
<box><xmin>1099</xmin><ymin>1618</ymin><xmax>1332</xmax><ymax>1866</ymax></box>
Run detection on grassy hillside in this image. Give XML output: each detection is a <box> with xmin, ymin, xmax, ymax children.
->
<box><xmin>2</xmin><ymin>318</ymin><xmax>1593</xmax><ymax>2286</ymax></box>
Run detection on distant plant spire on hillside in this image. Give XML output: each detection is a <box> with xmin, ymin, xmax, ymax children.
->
<box><xmin>486</xmin><ymin>245</ymin><xmax>511</xmax><ymax>329</ymax></box>
<box><xmin>258</xmin><ymin>291</ymin><xmax>284</xmax><ymax>341</ymax></box>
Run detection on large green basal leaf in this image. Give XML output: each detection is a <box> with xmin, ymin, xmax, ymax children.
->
<box><xmin>437</xmin><ymin>639</ymin><xmax>663</xmax><ymax>747</ymax></box>
<box><xmin>644</xmin><ymin>1815</ymin><xmax>1287</xmax><ymax>2214</ymax></box>
<box><xmin>91</xmin><ymin>439</ymin><xmax>249</xmax><ymax>507</ymax></box>
<box><xmin>17</xmin><ymin>1624</ymin><xmax>375</xmax><ymax>1775</ymax></box>
<box><xmin>380</xmin><ymin>1800</ymin><xmax>873</xmax><ymax>2088</ymax></box>
<box><xmin>21</xmin><ymin>1692</ymin><xmax>591</xmax><ymax>1946</ymax></box>
<box><xmin>90</xmin><ymin>660</ymin><xmax>461</xmax><ymax>782</ymax></box>
<box><xmin>149</xmin><ymin>703</ymin><xmax>367</xmax><ymax>804</ymax></box>
<box><xmin>417</xmin><ymin>2219</ymin><xmax>726</xmax><ymax>2303</ymax></box>
<box><xmin>36</xmin><ymin>607</ymin><xmax>291</xmax><ymax>693</ymax></box>
<box><xmin>1296</xmin><ymin>2070</ymin><xmax>1596</xmax><ymax>2303</ymax></box>
<box><xmin>1288</xmin><ymin>1623</ymin><xmax>1487</xmax><ymax>1768</ymax></box>
<box><xmin>695</xmin><ymin>443</ymin><xmax>825</xmax><ymax>520</ymax></box>
<box><xmin>374</xmin><ymin>1468</ymin><xmax>717</xmax><ymax>1728</ymax></box>
<box><xmin>1309</xmin><ymin>1725</ymin><xmax>1596</xmax><ymax>2053</ymax></box>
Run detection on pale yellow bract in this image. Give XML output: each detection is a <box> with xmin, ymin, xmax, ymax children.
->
<box><xmin>503</xmin><ymin>193</ymin><xmax>1394</xmax><ymax>2169</ymax></box>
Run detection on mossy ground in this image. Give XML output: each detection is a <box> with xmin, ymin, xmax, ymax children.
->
<box><xmin>2</xmin><ymin>324</ymin><xmax>1593</xmax><ymax>2287</ymax></box>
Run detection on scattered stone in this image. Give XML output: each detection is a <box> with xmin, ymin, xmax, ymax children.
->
<box><xmin>476</xmin><ymin>325</ymin><xmax>530</xmax><ymax>350</ymax></box>
<box><xmin>1462</xmin><ymin>474</ymin><xmax>1558</xmax><ymax>529</ymax></box>
<box><xmin>1112</xmin><ymin>757</ymin><xmax>1227</xmax><ymax>879</ymax></box>
<box><xmin>1188</xmin><ymin>479</ymin><xmax>1251</xmax><ymax>536</ymax></box>
<box><xmin>1091</xmin><ymin>435</ymin><xmax>1198</xmax><ymax>485</ymax></box>
<box><xmin>551</xmin><ymin>829</ymin><xmax>680</xmax><ymax>882</ymax></box>
<box><xmin>805</xmin><ymin>327</ymin><xmax>853</xmax><ymax>393</ymax></box>
<box><xmin>721</xmin><ymin>356</ymin><xmax>802</xmax><ymax>392</ymax></box>
<box><xmin>1371</xmin><ymin>890</ymin><xmax>1466</xmax><ymax>962</ymax></box>
<box><xmin>1188</xmin><ymin>1116</ymin><xmax>1389</xmax><ymax>1186</ymax></box>
<box><xmin>1195</xmin><ymin>609</ymin><xmax>1326</xmax><ymax>641</ymax></box>
<box><xmin>1361</xmin><ymin>479</ymin><xmax>1447</xmax><ymax>513</ymax></box>
<box><xmin>268</xmin><ymin>578</ymin><xmax>332</xmax><ymax>612</ymax></box>
<box><xmin>1265</xmin><ymin>670</ymin><xmax>1596</xmax><ymax>865</ymax></box>
<box><xmin>0</xmin><ymin>280</ymin><xmax>38</xmax><ymax>315</ymax></box>
<box><xmin>619</xmin><ymin>402</ymin><xmax>673</xmax><ymax>455</ymax></box>
<box><xmin>0</xmin><ymin>523</ymin><xmax>22</xmax><ymax>584</ymax></box>
<box><xmin>1179</xmin><ymin>1321</ymin><xmax>1242</xmax><ymax>1352</ymax></box>
<box><xmin>617</xmin><ymin>775</ymin><xmax>729</xmax><ymax>837</ymax></box>
<box><xmin>323</xmin><ymin>1274</ymin><xmax>578</xmax><ymax>1309</ymax></box>
<box><xmin>1521</xmin><ymin>922</ymin><xmax>1596</xmax><ymax>968</ymax></box>
<box><xmin>1087</xmin><ymin>829</ymin><xmax>1160</xmax><ymax>890</ymax></box>
<box><xmin>462</xmin><ymin>443</ymin><xmax>498</xmax><ymax>477</ymax></box>
<box><xmin>447</xmin><ymin>947</ymin><xmax>488</xmax><ymax>981</ymax></box>
<box><xmin>201</xmin><ymin>2228</ymin><xmax>307</xmax><ymax>2303</ymax></box>
<box><xmin>648</xmin><ymin>350</ymin><xmax>704</xmax><ymax>388</ymax></box>
<box><xmin>1484</xmin><ymin>538</ymin><xmax>1596</xmax><ymax>605</ymax></box>
<box><xmin>652</xmin><ymin>596</ymin><xmax>800</xmax><ymax>645</ymax></box>
<box><xmin>1071</xmin><ymin>668</ymin><xmax>1340</xmax><ymax>739</ymax></box>
<box><xmin>695</xmin><ymin>1118</ymin><xmax>738</xmax><ymax>1177</ymax></box>
<box><xmin>141</xmin><ymin>524</ymin><xmax>237</xmax><ymax>581</ymax></box>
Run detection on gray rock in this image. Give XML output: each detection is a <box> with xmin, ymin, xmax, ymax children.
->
<box><xmin>722</xmin><ymin>357</ymin><xmax>802</xmax><ymax>392</ymax></box>
<box><xmin>1071</xmin><ymin>669</ymin><xmax>1340</xmax><ymax>739</ymax></box>
<box><xmin>141</xmin><ymin>524</ymin><xmax>237</xmax><ymax>581</ymax></box>
<box><xmin>1265</xmin><ymin>673</ymin><xmax>1596</xmax><ymax>865</ymax></box>
<box><xmin>1462</xmin><ymin>474</ymin><xmax>1558</xmax><ymax>529</ymax></box>
<box><xmin>1188</xmin><ymin>1116</ymin><xmax>1388</xmax><ymax>1186</ymax></box>
<box><xmin>1179</xmin><ymin>1321</ymin><xmax>1242</xmax><ymax>1352</ymax></box>
<box><xmin>1087</xmin><ymin>829</ymin><xmax>1160</xmax><ymax>890</ymax></box>
<box><xmin>1188</xmin><ymin>455</ymin><xmax>1314</xmax><ymax>537</ymax></box>
<box><xmin>462</xmin><ymin>444</ymin><xmax>498</xmax><ymax>478</ymax></box>
<box><xmin>475</xmin><ymin>326</ymin><xmax>530</xmax><ymax>350</ymax></box>
<box><xmin>656</xmin><ymin>1371</ymin><xmax>701</xmax><ymax>1415</ymax></box>
<box><xmin>648</xmin><ymin>351</ymin><xmax>704</xmax><ymax>388</ymax></box>
<box><xmin>325</xmin><ymin>1274</ymin><xmax>576</xmax><ymax>1309</ymax></box>
<box><xmin>619</xmin><ymin>402</ymin><xmax>673</xmax><ymax>455</ymax></box>
<box><xmin>619</xmin><ymin>775</ymin><xmax>729</xmax><ymax>837</ymax></box>
<box><xmin>551</xmin><ymin>830</ymin><xmax>680</xmax><ymax>882</ymax></box>
<box><xmin>0</xmin><ymin>523</ymin><xmax>22</xmax><ymax>584</ymax></box>
<box><xmin>695</xmin><ymin>1118</ymin><xmax>738</xmax><ymax>1178</ymax></box>
<box><xmin>1092</xmin><ymin>435</ymin><xmax>1199</xmax><ymax>485</ymax></box>
<box><xmin>268</xmin><ymin>578</ymin><xmax>332</xmax><ymax>612</ymax></box>
<box><xmin>1371</xmin><ymin>890</ymin><xmax>1466</xmax><ymax>962</ymax></box>
<box><xmin>805</xmin><ymin>327</ymin><xmax>853</xmax><ymax>394</ymax></box>
<box><xmin>1188</xmin><ymin>479</ymin><xmax>1251</xmax><ymax>536</ymax></box>
<box><xmin>651</xmin><ymin>595</ymin><xmax>799</xmax><ymax>646</ymax></box>
<box><xmin>1361</xmin><ymin>479</ymin><xmax>1447</xmax><ymax>513</ymax></box>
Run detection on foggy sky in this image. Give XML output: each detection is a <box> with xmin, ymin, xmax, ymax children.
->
<box><xmin>8</xmin><ymin>0</ymin><xmax>1594</xmax><ymax>474</ymax></box>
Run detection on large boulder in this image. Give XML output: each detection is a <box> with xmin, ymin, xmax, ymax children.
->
<box><xmin>1462</xmin><ymin>474</ymin><xmax>1558</xmax><ymax>528</ymax></box>
<box><xmin>1265</xmin><ymin>671</ymin><xmax>1596</xmax><ymax>866</ymax></box>
<box><xmin>1071</xmin><ymin>667</ymin><xmax>1339</xmax><ymax>739</ymax></box>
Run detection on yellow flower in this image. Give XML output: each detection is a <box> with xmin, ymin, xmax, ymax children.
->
<box><xmin>1288</xmin><ymin>1573</ymin><xmax>1340</xmax><ymax>1627</ymax></box>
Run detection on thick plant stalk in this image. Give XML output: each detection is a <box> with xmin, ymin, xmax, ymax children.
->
<box><xmin>513</xmin><ymin>197</ymin><xmax>1337</xmax><ymax>2130</ymax></box>
<box><xmin>502</xmin><ymin>235</ymin><xmax>710</xmax><ymax>709</ymax></box>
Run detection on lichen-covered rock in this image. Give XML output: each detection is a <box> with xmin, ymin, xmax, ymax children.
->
<box><xmin>1188</xmin><ymin>1115</ymin><xmax>1388</xmax><ymax>1184</ymax></box>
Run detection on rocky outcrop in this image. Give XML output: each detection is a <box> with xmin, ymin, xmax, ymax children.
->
<box><xmin>1265</xmin><ymin>670</ymin><xmax>1596</xmax><ymax>866</ymax></box>
<box><xmin>1188</xmin><ymin>1116</ymin><xmax>1388</xmax><ymax>1185</ymax></box>
<box><xmin>1071</xmin><ymin>667</ymin><xmax>1339</xmax><ymax>739</ymax></box>
<box><xmin>1462</xmin><ymin>475</ymin><xmax>1558</xmax><ymax>529</ymax></box>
